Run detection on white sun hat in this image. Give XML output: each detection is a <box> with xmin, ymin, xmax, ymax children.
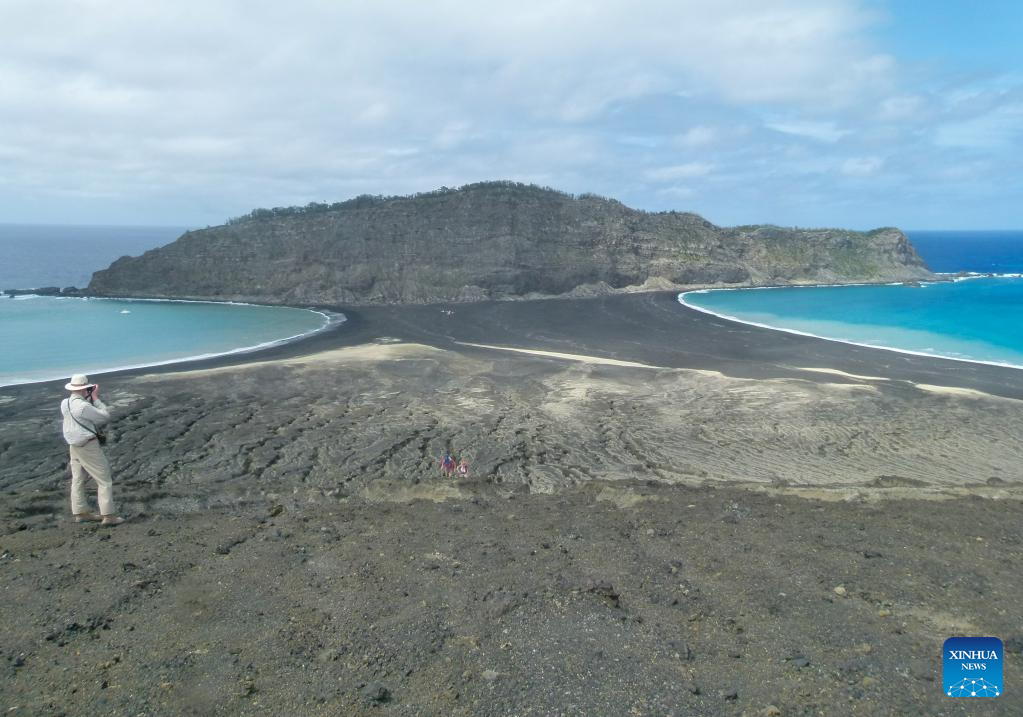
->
<box><xmin>64</xmin><ymin>374</ymin><xmax>95</xmax><ymax>391</ymax></box>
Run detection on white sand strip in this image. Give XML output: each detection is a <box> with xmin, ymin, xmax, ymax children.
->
<box><xmin>455</xmin><ymin>342</ymin><xmax>665</xmax><ymax>369</ymax></box>
<box><xmin>912</xmin><ymin>383</ymin><xmax>1021</xmax><ymax>401</ymax></box>
<box><xmin>792</xmin><ymin>367</ymin><xmax>891</xmax><ymax>382</ymax></box>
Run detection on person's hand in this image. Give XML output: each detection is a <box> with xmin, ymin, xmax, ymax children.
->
<box><xmin>91</xmin><ymin>384</ymin><xmax>100</xmax><ymax>400</ymax></box>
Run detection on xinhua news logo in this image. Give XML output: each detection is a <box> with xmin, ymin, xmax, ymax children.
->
<box><xmin>943</xmin><ymin>637</ymin><xmax>1002</xmax><ymax>697</ymax></box>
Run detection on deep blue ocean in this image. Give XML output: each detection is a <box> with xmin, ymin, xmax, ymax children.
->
<box><xmin>0</xmin><ymin>224</ymin><xmax>333</xmax><ymax>387</ymax></box>
<box><xmin>906</xmin><ymin>230</ymin><xmax>1023</xmax><ymax>274</ymax></box>
<box><xmin>683</xmin><ymin>230</ymin><xmax>1023</xmax><ymax>369</ymax></box>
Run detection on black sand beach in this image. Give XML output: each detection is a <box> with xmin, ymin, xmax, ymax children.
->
<box><xmin>2</xmin><ymin>293</ymin><xmax>1021</xmax><ymax>715</ymax></box>
<box><xmin>106</xmin><ymin>291</ymin><xmax>1023</xmax><ymax>398</ymax></box>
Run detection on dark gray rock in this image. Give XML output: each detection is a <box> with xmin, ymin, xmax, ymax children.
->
<box><xmin>585</xmin><ymin>580</ymin><xmax>621</xmax><ymax>609</ymax></box>
<box><xmin>909</xmin><ymin>659</ymin><xmax>935</xmax><ymax>682</ymax></box>
<box><xmin>668</xmin><ymin>640</ymin><xmax>693</xmax><ymax>661</ymax></box>
<box><xmin>361</xmin><ymin>682</ymin><xmax>390</xmax><ymax>703</ymax></box>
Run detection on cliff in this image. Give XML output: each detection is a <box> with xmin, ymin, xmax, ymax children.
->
<box><xmin>88</xmin><ymin>182</ymin><xmax>934</xmax><ymax>305</ymax></box>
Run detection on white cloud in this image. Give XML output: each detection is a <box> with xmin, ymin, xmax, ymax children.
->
<box><xmin>673</xmin><ymin>126</ymin><xmax>720</xmax><ymax>147</ymax></box>
<box><xmin>0</xmin><ymin>0</ymin><xmax>1017</xmax><ymax>229</ymax></box>
<box><xmin>879</xmin><ymin>95</ymin><xmax>925</xmax><ymax>121</ymax></box>
<box><xmin>433</xmin><ymin>121</ymin><xmax>475</xmax><ymax>150</ymax></box>
<box><xmin>934</xmin><ymin>103</ymin><xmax>1023</xmax><ymax>149</ymax></box>
<box><xmin>645</xmin><ymin>163</ymin><xmax>715</xmax><ymax>181</ymax></box>
<box><xmin>356</xmin><ymin>102</ymin><xmax>392</xmax><ymax>126</ymax></box>
<box><xmin>937</xmin><ymin>161</ymin><xmax>989</xmax><ymax>182</ymax></box>
<box><xmin>767</xmin><ymin>120</ymin><xmax>850</xmax><ymax>143</ymax></box>
<box><xmin>618</xmin><ymin>136</ymin><xmax>661</xmax><ymax>148</ymax></box>
<box><xmin>657</xmin><ymin>186</ymin><xmax>696</xmax><ymax>200</ymax></box>
<box><xmin>840</xmin><ymin>156</ymin><xmax>884</xmax><ymax>176</ymax></box>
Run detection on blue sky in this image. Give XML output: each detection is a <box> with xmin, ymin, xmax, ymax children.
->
<box><xmin>0</xmin><ymin>1</ymin><xmax>1020</xmax><ymax>229</ymax></box>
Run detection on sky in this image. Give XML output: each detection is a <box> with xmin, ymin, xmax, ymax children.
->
<box><xmin>0</xmin><ymin>0</ymin><xmax>1021</xmax><ymax>230</ymax></box>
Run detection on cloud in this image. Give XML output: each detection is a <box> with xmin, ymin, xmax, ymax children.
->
<box><xmin>840</xmin><ymin>156</ymin><xmax>884</xmax><ymax>176</ymax></box>
<box><xmin>933</xmin><ymin>103</ymin><xmax>1023</xmax><ymax>149</ymax></box>
<box><xmin>0</xmin><ymin>0</ymin><xmax>1018</xmax><ymax>229</ymax></box>
<box><xmin>673</xmin><ymin>125</ymin><xmax>720</xmax><ymax>147</ymax></box>
<box><xmin>879</xmin><ymin>95</ymin><xmax>925</xmax><ymax>121</ymax></box>
<box><xmin>657</xmin><ymin>185</ymin><xmax>696</xmax><ymax>199</ymax></box>
<box><xmin>645</xmin><ymin>163</ymin><xmax>715</xmax><ymax>181</ymax></box>
<box><xmin>766</xmin><ymin>120</ymin><xmax>850</xmax><ymax>143</ymax></box>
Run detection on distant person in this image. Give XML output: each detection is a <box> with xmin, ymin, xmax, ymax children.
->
<box><xmin>457</xmin><ymin>457</ymin><xmax>470</xmax><ymax>479</ymax></box>
<box><xmin>440</xmin><ymin>453</ymin><xmax>456</xmax><ymax>478</ymax></box>
<box><xmin>60</xmin><ymin>374</ymin><xmax>124</xmax><ymax>526</ymax></box>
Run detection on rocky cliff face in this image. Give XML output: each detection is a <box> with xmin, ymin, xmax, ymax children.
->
<box><xmin>89</xmin><ymin>182</ymin><xmax>933</xmax><ymax>305</ymax></box>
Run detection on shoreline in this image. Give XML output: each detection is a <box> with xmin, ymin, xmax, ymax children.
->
<box><xmin>0</xmin><ymin>296</ymin><xmax>343</xmax><ymax>389</ymax></box>
<box><xmin>3</xmin><ymin>290</ymin><xmax>1023</xmax><ymax>714</ymax></box>
<box><xmin>1</xmin><ymin>273</ymin><xmax>969</xmax><ymax>388</ymax></box>
<box><xmin>6</xmin><ymin>290</ymin><xmax>1023</xmax><ymax>400</ymax></box>
<box><xmin>678</xmin><ymin>281</ymin><xmax>1023</xmax><ymax>372</ymax></box>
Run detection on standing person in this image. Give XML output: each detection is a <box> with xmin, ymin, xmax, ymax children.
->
<box><xmin>61</xmin><ymin>374</ymin><xmax>124</xmax><ymax>526</ymax></box>
<box><xmin>457</xmin><ymin>457</ymin><xmax>469</xmax><ymax>479</ymax></box>
<box><xmin>440</xmin><ymin>452</ymin><xmax>455</xmax><ymax>478</ymax></box>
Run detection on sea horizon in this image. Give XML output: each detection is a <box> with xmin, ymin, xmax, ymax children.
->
<box><xmin>0</xmin><ymin>223</ymin><xmax>192</xmax><ymax>291</ymax></box>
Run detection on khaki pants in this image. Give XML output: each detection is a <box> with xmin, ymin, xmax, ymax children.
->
<box><xmin>69</xmin><ymin>440</ymin><xmax>115</xmax><ymax>516</ymax></box>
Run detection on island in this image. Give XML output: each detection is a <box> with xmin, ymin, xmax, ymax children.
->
<box><xmin>2</xmin><ymin>183</ymin><xmax>1019</xmax><ymax>716</ymax></box>
<box><xmin>88</xmin><ymin>182</ymin><xmax>933</xmax><ymax>304</ymax></box>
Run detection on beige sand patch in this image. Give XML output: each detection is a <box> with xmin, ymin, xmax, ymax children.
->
<box><xmin>133</xmin><ymin>342</ymin><xmax>471</xmax><ymax>381</ymax></box>
<box><xmin>900</xmin><ymin>606</ymin><xmax>983</xmax><ymax>638</ymax></box>
<box><xmin>595</xmin><ymin>486</ymin><xmax>660</xmax><ymax>508</ymax></box>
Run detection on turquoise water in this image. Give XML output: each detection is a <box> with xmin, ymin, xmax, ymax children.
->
<box><xmin>0</xmin><ymin>296</ymin><xmax>330</xmax><ymax>386</ymax></box>
<box><xmin>681</xmin><ymin>278</ymin><xmax>1023</xmax><ymax>368</ymax></box>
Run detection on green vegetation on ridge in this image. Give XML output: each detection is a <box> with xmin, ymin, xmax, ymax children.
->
<box><xmin>90</xmin><ymin>182</ymin><xmax>934</xmax><ymax>306</ymax></box>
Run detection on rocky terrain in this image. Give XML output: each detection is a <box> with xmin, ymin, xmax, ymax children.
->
<box><xmin>1</xmin><ymin>294</ymin><xmax>1021</xmax><ymax>715</ymax></box>
<box><xmin>88</xmin><ymin>183</ymin><xmax>934</xmax><ymax>305</ymax></box>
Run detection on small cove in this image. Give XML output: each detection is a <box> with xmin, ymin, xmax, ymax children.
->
<box><xmin>681</xmin><ymin>277</ymin><xmax>1023</xmax><ymax>369</ymax></box>
<box><xmin>0</xmin><ymin>296</ymin><xmax>335</xmax><ymax>387</ymax></box>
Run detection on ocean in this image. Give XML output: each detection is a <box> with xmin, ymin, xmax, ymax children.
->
<box><xmin>0</xmin><ymin>224</ymin><xmax>333</xmax><ymax>387</ymax></box>
<box><xmin>906</xmin><ymin>230</ymin><xmax>1023</xmax><ymax>274</ymax></box>
<box><xmin>5</xmin><ymin>225</ymin><xmax>1023</xmax><ymax>385</ymax></box>
<box><xmin>682</xmin><ymin>230</ymin><xmax>1023</xmax><ymax>369</ymax></box>
<box><xmin>0</xmin><ymin>223</ymin><xmax>191</xmax><ymax>291</ymax></box>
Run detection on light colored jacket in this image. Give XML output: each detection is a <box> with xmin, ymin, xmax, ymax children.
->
<box><xmin>61</xmin><ymin>395</ymin><xmax>111</xmax><ymax>447</ymax></box>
